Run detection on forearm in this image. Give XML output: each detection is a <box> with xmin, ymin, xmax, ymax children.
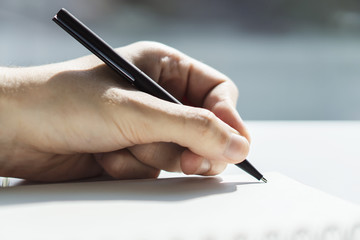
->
<box><xmin>0</xmin><ymin>66</ymin><xmax>48</xmax><ymax>176</ymax></box>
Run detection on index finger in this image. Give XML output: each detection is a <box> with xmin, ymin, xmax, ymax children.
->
<box><xmin>160</xmin><ymin>46</ymin><xmax>250</xmax><ymax>141</ymax></box>
<box><xmin>120</xmin><ymin>42</ymin><xmax>234</xmax><ymax>107</ymax></box>
<box><xmin>122</xmin><ymin>42</ymin><xmax>250</xmax><ymax>140</ymax></box>
<box><xmin>183</xmin><ymin>57</ymin><xmax>251</xmax><ymax>141</ymax></box>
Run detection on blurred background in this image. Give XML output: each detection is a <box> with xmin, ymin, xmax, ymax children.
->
<box><xmin>1</xmin><ymin>0</ymin><xmax>359</xmax><ymax>120</ymax></box>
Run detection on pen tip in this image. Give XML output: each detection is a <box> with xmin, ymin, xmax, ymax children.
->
<box><xmin>261</xmin><ymin>177</ymin><xmax>267</xmax><ymax>183</ymax></box>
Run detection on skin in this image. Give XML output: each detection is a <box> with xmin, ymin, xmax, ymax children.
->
<box><xmin>0</xmin><ymin>41</ymin><xmax>250</xmax><ymax>182</ymax></box>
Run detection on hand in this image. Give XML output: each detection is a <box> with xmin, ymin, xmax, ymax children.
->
<box><xmin>0</xmin><ymin>41</ymin><xmax>250</xmax><ymax>182</ymax></box>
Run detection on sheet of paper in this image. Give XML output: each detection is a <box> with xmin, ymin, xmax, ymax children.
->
<box><xmin>0</xmin><ymin>172</ymin><xmax>359</xmax><ymax>240</ymax></box>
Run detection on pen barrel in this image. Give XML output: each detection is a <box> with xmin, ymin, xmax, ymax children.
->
<box><xmin>235</xmin><ymin>160</ymin><xmax>263</xmax><ymax>181</ymax></box>
<box><xmin>132</xmin><ymin>73</ymin><xmax>182</xmax><ymax>104</ymax></box>
<box><xmin>54</xmin><ymin>8</ymin><xmax>181</xmax><ymax>105</ymax></box>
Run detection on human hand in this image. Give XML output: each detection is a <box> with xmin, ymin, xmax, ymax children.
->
<box><xmin>0</xmin><ymin>41</ymin><xmax>250</xmax><ymax>182</ymax></box>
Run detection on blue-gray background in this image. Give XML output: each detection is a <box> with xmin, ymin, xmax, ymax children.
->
<box><xmin>1</xmin><ymin>0</ymin><xmax>359</xmax><ymax>120</ymax></box>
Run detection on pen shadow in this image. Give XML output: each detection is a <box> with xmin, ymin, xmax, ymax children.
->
<box><xmin>0</xmin><ymin>176</ymin><xmax>261</xmax><ymax>206</ymax></box>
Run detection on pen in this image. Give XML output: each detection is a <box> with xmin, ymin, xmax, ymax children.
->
<box><xmin>52</xmin><ymin>8</ymin><xmax>267</xmax><ymax>183</ymax></box>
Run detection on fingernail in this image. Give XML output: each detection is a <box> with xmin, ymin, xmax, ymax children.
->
<box><xmin>195</xmin><ymin>159</ymin><xmax>211</xmax><ymax>174</ymax></box>
<box><xmin>224</xmin><ymin>133</ymin><xmax>248</xmax><ymax>163</ymax></box>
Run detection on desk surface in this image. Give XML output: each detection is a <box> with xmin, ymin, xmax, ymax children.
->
<box><xmin>220</xmin><ymin>121</ymin><xmax>360</xmax><ymax>205</ymax></box>
<box><xmin>1</xmin><ymin>172</ymin><xmax>359</xmax><ymax>240</ymax></box>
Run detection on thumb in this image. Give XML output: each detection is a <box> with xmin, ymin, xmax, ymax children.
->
<box><xmin>120</xmin><ymin>94</ymin><xmax>249</xmax><ymax>164</ymax></box>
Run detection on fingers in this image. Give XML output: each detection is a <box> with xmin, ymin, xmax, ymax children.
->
<box><xmin>129</xmin><ymin>143</ymin><xmax>184</xmax><ymax>172</ymax></box>
<box><xmin>117</xmin><ymin>41</ymin><xmax>229</xmax><ymax>106</ymax></box>
<box><xmin>113</xmin><ymin>94</ymin><xmax>249</xmax><ymax>165</ymax></box>
<box><xmin>129</xmin><ymin>143</ymin><xmax>227</xmax><ymax>176</ymax></box>
<box><xmin>118</xmin><ymin>41</ymin><xmax>250</xmax><ymax>141</ymax></box>
<box><xmin>180</xmin><ymin>149</ymin><xmax>227</xmax><ymax>176</ymax></box>
<box><xmin>95</xmin><ymin>149</ymin><xmax>160</xmax><ymax>179</ymax></box>
<box><xmin>182</xmin><ymin>60</ymin><xmax>250</xmax><ymax>142</ymax></box>
<box><xmin>205</xmin><ymin>91</ymin><xmax>251</xmax><ymax>143</ymax></box>
<box><xmin>104</xmin><ymin>42</ymin><xmax>250</xmax><ymax>174</ymax></box>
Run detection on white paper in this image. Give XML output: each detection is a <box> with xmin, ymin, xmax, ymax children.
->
<box><xmin>0</xmin><ymin>172</ymin><xmax>359</xmax><ymax>240</ymax></box>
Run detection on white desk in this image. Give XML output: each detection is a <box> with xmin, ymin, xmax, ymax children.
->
<box><xmin>221</xmin><ymin>121</ymin><xmax>360</xmax><ymax>205</ymax></box>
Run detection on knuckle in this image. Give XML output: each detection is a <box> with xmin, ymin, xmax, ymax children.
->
<box><xmin>229</xmin><ymin>81</ymin><xmax>239</xmax><ymax>99</ymax></box>
<box><xmin>101</xmin><ymin>87</ymin><xmax>126</xmax><ymax>105</ymax></box>
<box><xmin>186</xmin><ymin>108</ymin><xmax>228</xmax><ymax>147</ymax></box>
<box><xmin>192</xmin><ymin>108</ymin><xmax>217</xmax><ymax>135</ymax></box>
<box><xmin>133</xmin><ymin>41</ymin><xmax>173</xmax><ymax>56</ymax></box>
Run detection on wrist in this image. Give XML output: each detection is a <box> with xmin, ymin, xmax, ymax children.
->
<box><xmin>0</xmin><ymin>66</ymin><xmax>49</xmax><ymax>176</ymax></box>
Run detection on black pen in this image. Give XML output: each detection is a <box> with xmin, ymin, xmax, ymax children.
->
<box><xmin>52</xmin><ymin>8</ymin><xmax>267</xmax><ymax>183</ymax></box>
